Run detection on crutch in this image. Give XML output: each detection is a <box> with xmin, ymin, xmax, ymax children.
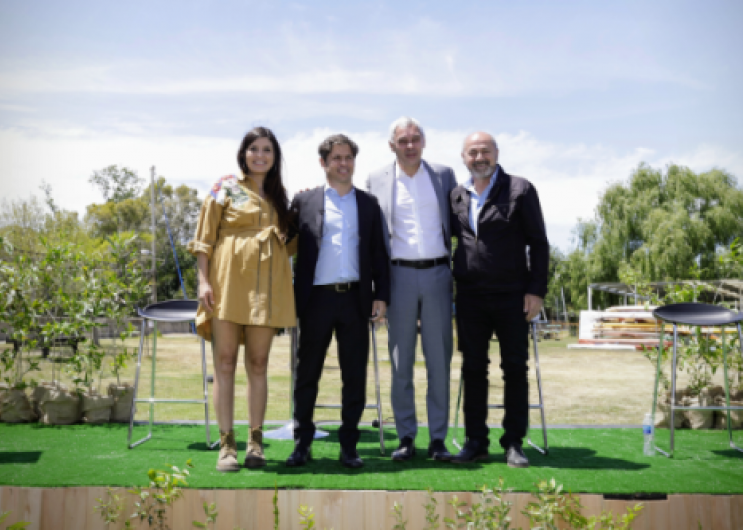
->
<box><xmin>452</xmin><ymin>318</ymin><xmax>549</xmax><ymax>455</ymax></box>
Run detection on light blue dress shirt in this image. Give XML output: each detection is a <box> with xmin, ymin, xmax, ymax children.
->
<box><xmin>464</xmin><ymin>168</ymin><xmax>499</xmax><ymax>236</ymax></box>
<box><xmin>313</xmin><ymin>185</ymin><xmax>360</xmax><ymax>285</ymax></box>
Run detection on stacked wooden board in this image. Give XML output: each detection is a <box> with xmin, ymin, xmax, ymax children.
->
<box><xmin>587</xmin><ymin>306</ymin><xmax>668</xmax><ymax>349</ymax></box>
<box><xmin>578</xmin><ymin>305</ymin><xmax>738</xmax><ymax>350</ymax></box>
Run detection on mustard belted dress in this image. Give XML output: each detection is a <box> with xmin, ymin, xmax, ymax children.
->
<box><xmin>187</xmin><ymin>174</ymin><xmax>296</xmax><ymax>341</ymax></box>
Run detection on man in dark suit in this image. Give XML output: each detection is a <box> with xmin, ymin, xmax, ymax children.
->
<box><xmin>286</xmin><ymin>134</ymin><xmax>390</xmax><ymax>469</ymax></box>
<box><xmin>450</xmin><ymin>131</ymin><xmax>549</xmax><ymax>468</ymax></box>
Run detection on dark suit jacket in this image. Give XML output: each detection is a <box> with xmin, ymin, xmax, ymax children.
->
<box><xmin>288</xmin><ymin>186</ymin><xmax>391</xmax><ymax>320</ymax></box>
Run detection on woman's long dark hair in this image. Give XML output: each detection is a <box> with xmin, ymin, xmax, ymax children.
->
<box><xmin>237</xmin><ymin>126</ymin><xmax>291</xmax><ymax>234</ymax></box>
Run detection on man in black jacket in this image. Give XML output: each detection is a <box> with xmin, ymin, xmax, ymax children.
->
<box><xmin>450</xmin><ymin>131</ymin><xmax>549</xmax><ymax>468</ymax></box>
<box><xmin>286</xmin><ymin>134</ymin><xmax>390</xmax><ymax>469</ymax></box>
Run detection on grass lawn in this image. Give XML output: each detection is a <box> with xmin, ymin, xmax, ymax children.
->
<box><xmin>1</xmin><ymin>423</ymin><xmax>741</xmax><ymax>493</ymax></box>
<box><xmin>24</xmin><ymin>326</ymin><xmax>711</xmax><ymax>427</ymax></box>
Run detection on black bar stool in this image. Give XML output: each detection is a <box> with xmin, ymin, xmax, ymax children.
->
<box><xmin>127</xmin><ymin>300</ymin><xmax>216</xmax><ymax>450</ymax></box>
<box><xmin>651</xmin><ymin>302</ymin><xmax>743</xmax><ymax>457</ymax></box>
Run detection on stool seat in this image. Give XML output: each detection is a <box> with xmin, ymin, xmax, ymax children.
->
<box><xmin>653</xmin><ymin>302</ymin><xmax>743</xmax><ymax>326</ymax></box>
<box><xmin>137</xmin><ymin>299</ymin><xmax>198</xmax><ymax>322</ymax></box>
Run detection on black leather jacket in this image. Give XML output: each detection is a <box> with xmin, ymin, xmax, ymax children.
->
<box><xmin>450</xmin><ymin>166</ymin><xmax>549</xmax><ymax>298</ymax></box>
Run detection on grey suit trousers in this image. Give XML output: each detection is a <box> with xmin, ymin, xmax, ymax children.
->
<box><xmin>387</xmin><ymin>262</ymin><xmax>453</xmax><ymax>441</ymax></box>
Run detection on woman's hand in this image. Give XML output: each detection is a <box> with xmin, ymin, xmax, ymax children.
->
<box><xmin>199</xmin><ymin>280</ymin><xmax>215</xmax><ymax>312</ymax></box>
<box><xmin>196</xmin><ymin>252</ymin><xmax>214</xmax><ymax>311</ymax></box>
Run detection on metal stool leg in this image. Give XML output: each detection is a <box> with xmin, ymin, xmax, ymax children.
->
<box><xmin>652</xmin><ymin>325</ymin><xmax>670</xmax><ymax>457</ymax></box>
<box><xmin>669</xmin><ymin>324</ymin><xmax>679</xmax><ymax>457</ymax></box>
<box><xmin>264</xmin><ymin>326</ymin><xmax>299</xmax><ymax>440</ymax></box>
<box><xmin>128</xmin><ymin>320</ymin><xmax>157</xmax><ymax>448</ymax></box>
<box><xmin>201</xmin><ymin>337</ymin><xmax>218</xmax><ymax>449</ymax></box>
<box><xmin>371</xmin><ymin>321</ymin><xmax>385</xmax><ymax>455</ymax></box>
<box><xmin>128</xmin><ymin>319</ymin><xmax>150</xmax><ymax>448</ymax></box>
<box><xmin>528</xmin><ymin>321</ymin><xmax>548</xmax><ymax>455</ymax></box>
<box><xmin>452</xmin><ymin>373</ymin><xmax>464</xmax><ymax>450</ymax></box>
<box><xmin>722</xmin><ymin>324</ymin><xmax>743</xmax><ymax>453</ymax></box>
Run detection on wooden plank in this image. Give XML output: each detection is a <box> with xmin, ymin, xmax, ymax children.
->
<box><xmin>280</xmin><ymin>489</ymin><xmax>300</xmax><ymax>529</ymax></box>
<box><xmin>214</xmin><ymin>489</ymin><xmax>237</xmax><ymax>530</ymax></box>
<box><xmin>336</xmin><ymin>489</ymin><xmax>364</xmax><ymax>530</ymax></box>
<box><xmin>40</xmin><ymin>487</ymin><xmax>65</xmax><ymax>530</ymax></box>
<box><xmin>508</xmin><ymin>492</ymin><xmax>532</xmax><ymax>529</ymax></box>
<box><xmin>233</xmin><ymin>488</ymin><xmax>260</xmax><ymax>529</ymax></box>
<box><xmin>20</xmin><ymin>488</ymin><xmax>43</xmax><ymax>529</ymax></box>
<box><xmin>579</xmin><ymin>493</ymin><xmax>604</xmax><ymax>520</ymax></box>
<box><xmin>0</xmin><ymin>487</ymin><xmax>19</xmax><ymax>527</ymax></box>
<box><xmin>4</xmin><ymin>486</ymin><xmax>743</xmax><ymax>529</ymax></box>
<box><xmin>62</xmin><ymin>487</ymin><xmax>88</xmax><ymax>530</ymax></box>
<box><xmin>711</xmin><ymin>495</ymin><xmax>733</xmax><ymax>530</ymax></box>
<box><xmin>730</xmin><ymin>494</ymin><xmax>743</xmax><ymax>530</ymax></box>
<box><xmin>85</xmin><ymin>486</ymin><xmax>107</xmax><ymax>530</ymax></box>
<box><xmin>359</xmin><ymin>490</ymin><xmax>387</xmax><ymax>530</ymax></box>
<box><xmin>253</xmin><ymin>489</ymin><xmax>277</xmax><ymax>530</ymax></box>
<box><xmin>402</xmin><ymin>490</ymin><xmax>429</xmax><ymax>529</ymax></box>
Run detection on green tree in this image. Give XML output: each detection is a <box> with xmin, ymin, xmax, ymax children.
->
<box><xmin>562</xmin><ymin>163</ymin><xmax>743</xmax><ymax>310</ymax></box>
<box><xmin>89</xmin><ymin>165</ymin><xmax>144</xmax><ymax>203</ymax></box>
<box><xmin>86</xmin><ymin>174</ymin><xmax>201</xmax><ymax>300</ymax></box>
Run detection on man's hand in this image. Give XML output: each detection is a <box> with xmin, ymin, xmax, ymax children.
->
<box><xmin>199</xmin><ymin>281</ymin><xmax>215</xmax><ymax>312</ymax></box>
<box><xmin>371</xmin><ymin>300</ymin><xmax>387</xmax><ymax>323</ymax></box>
<box><xmin>524</xmin><ymin>294</ymin><xmax>543</xmax><ymax>322</ymax></box>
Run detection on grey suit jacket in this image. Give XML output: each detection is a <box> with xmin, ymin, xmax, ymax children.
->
<box><xmin>365</xmin><ymin>160</ymin><xmax>458</xmax><ymax>258</ymax></box>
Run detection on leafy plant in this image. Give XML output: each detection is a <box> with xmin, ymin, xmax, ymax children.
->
<box><xmin>423</xmin><ymin>488</ymin><xmax>440</xmax><ymax>529</ymax></box>
<box><xmin>0</xmin><ymin>238</ymin><xmax>42</xmax><ymax>390</ymax></box>
<box><xmin>389</xmin><ymin>501</ymin><xmax>407</xmax><ymax>530</ymax></box>
<box><xmin>0</xmin><ymin>510</ymin><xmax>30</xmax><ymax>529</ymax></box>
<box><xmin>95</xmin><ymin>459</ymin><xmax>194</xmax><ymax>530</ymax></box>
<box><xmin>273</xmin><ymin>481</ymin><xmax>280</xmax><ymax>530</ymax></box>
<box><xmin>192</xmin><ymin>502</ymin><xmax>218</xmax><ymax>529</ymax></box>
<box><xmin>445</xmin><ymin>478</ymin><xmax>514</xmax><ymax>529</ymax></box>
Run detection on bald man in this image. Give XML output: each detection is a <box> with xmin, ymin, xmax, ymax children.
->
<box><xmin>449</xmin><ymin>132</ymin><xmax>549</xmax><ymax>467</ymax></box>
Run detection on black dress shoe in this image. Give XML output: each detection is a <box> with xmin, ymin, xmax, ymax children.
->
<box><xmin>285</xmin><ymin>445</ymin><xmax>311</xmax><ymax>467</ymax></box>
<box><xmin>505</xmin><ymin>444</ymin><xmax>529</xmax><ymax>468</ymax></box>
<box><xmin>452</xmin><ymin>439</ymin><xmax>489</xmax><ymax>464</ymax></box>
<box><xmin>391</xmin><ymin>436</ymin><xmax>416</xmax><ymax>461</ymax></box>
<box><xmin>427</xmin><ymin>439</ymin><xmax>453</xmax><ymax>461</ymax></box>
<box><xmin>339</xmin><ymin>447</ymin><xmax>364</xmax><ymax>469</ymax></box>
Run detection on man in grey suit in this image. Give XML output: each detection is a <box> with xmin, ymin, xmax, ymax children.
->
<box><xmin>365</xmin><ymin>117</ymin><xmax>457</xmax><ymax>462</ymax></box>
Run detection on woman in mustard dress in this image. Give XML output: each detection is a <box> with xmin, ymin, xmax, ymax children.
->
<box><xmin>188</xmin><ymin>127</ymin><xmax>296</xmax><ymax>472</ymax></box>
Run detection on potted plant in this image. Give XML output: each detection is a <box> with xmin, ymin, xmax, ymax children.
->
<box><xmin>102</xmin><ymin>234</ymin><xmax>149</xmax><ymax>422</ymax></box>
<box><xmin>0</xmin><ymin>237</ymin><xmax>41</xmax><ymax>423</ymax></box>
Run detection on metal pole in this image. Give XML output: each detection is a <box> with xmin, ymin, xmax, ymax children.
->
<box><xmin>588</xmin><ymin>285</ymin><xmax>592</xmax><ymax>311</ymax></box>
<box><xmin>561</xmin><ymin>287</ymin><xmax>568</xmax><ymax>324</ymax></box>
<box><xmin>150</xmin><ymin>166</ymin><xmax>157</xmax><ymax>303</ymax></box>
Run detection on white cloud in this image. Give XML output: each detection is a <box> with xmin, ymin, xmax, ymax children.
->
<box><xmin>1</xmin><ymin>127</ymin><xmax>740</xmax><ymax>252</ymax></box>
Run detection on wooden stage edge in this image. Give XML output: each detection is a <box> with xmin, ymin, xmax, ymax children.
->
<box><xmin>2</xmin><ymin>486</ymin><xmax>742</xmax><ymax>530</ymax></box>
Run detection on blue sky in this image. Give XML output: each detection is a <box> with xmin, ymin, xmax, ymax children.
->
<box><xmin>1</xmin><ymin>0</ymin><xmax>742</xmax><ymax>250</ymax></box>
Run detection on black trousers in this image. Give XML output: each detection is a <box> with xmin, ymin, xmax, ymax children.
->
<box><xmin>293</xmin><ymin>287</ymin><xmax>369</xmax><ymax>450</ymax></box>
<box><xmin>455</xmin><ymin>291</ymin><xmax>529</xmax><ymax>449</ymax></box>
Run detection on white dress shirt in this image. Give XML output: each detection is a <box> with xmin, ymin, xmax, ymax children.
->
<box><xmin>390</xmin><ymin>164</ymin><xmax>448</xmax><ymax>260</ymax></box>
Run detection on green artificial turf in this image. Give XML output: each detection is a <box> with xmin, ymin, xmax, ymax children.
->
<box><xmin>0</xmin><ymin>423</ymin><xmax>741</xmax><ymax>494</ymax></box>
